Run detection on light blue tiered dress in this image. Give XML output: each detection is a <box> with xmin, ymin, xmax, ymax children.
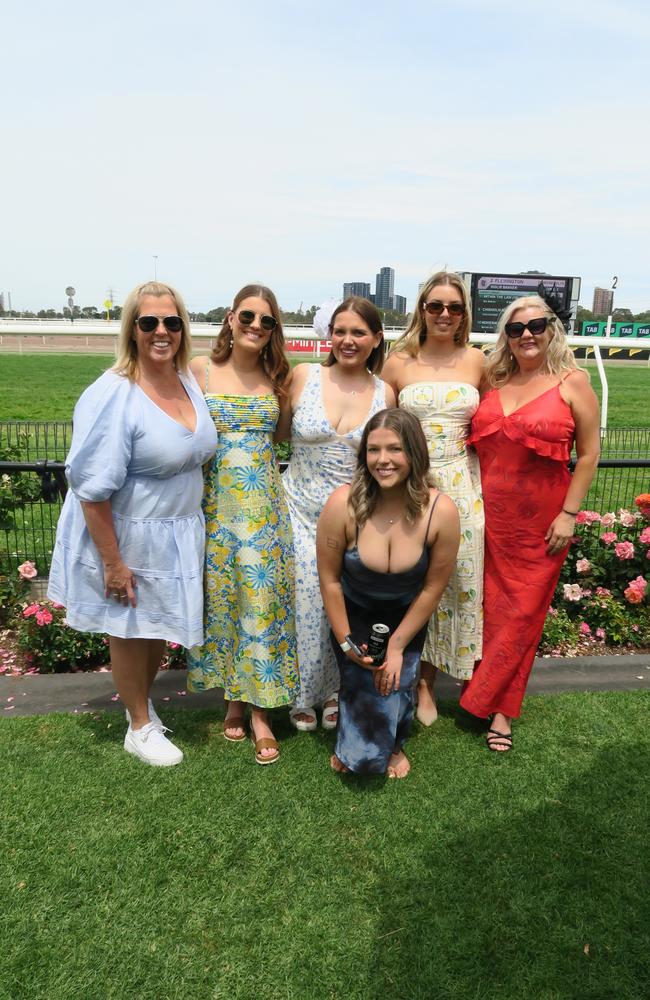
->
<box><xmin>282</xmin><ymin>365</ymin><xmax>387</xmax><ymax>711</ymax></box>
<box><xmin>48</xmin><ymin>370</ymin><xmax>218</xmax><ymax>647</ymax></box>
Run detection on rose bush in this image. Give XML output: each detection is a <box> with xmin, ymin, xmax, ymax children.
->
<box><xmin>540</xmin><ymin>494</ymin><xmax>650</xmax><ymax>654</ymax></box>
<box><xmin>0</xmin><ymin>562</ymin><xmax>189</xmax><ymax>673</ymax></box>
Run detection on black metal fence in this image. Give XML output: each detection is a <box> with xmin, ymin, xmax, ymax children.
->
<box><xmin>1</xmin><ymin>421</ymin><xmax>649</xmax><ymax>576</ymax></box>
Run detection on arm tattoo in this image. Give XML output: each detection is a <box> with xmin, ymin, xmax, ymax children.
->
<box><xmin>326</xmin><ymin>537</ymin><xmax>341</xmax><ymax>550</ymax></box>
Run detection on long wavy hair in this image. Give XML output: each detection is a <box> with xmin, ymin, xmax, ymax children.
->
<box><xmin>349</xmin><ymin>409</ymin><xmax>433</xmax><ymax>526</ymax></box>
<box><xmin>210</xmin><ymin>284</ymin><xmax>290</xmax><ymax>395</ymax></box>
<box><xmin>114</xmin><ymin>281</ymin><xmax>192</xmax><ymax>380</ymax></box>
<box><xmin>391</xmin><ymin>270</ymin><xmax>471</xmax><ymax>358</ymax></box>
<box><xmin>325</xmin><ymin>296</ymin><xmax>385</xmax><ymax>374</ymax></box>
<box><xmin>484</xmin><ymin>294</ymin><xmax>581</xmax><ymax>388</ymax></box>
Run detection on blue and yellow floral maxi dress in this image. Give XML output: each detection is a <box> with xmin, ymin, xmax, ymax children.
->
<box><xmin>187</xmin><ymin>394</ymin><xmax>300</xmax><ymax>707</ymax></box>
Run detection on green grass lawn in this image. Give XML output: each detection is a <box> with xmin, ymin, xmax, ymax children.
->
<box><xmin>2</xmin><ymin>692</ymin><xmax>649</xmax><ymax>1000</ymax></box>
<box><xmin>0</xmin><ymin>354</ymin><xmax>649</xmax><ymax>426</ymax></box>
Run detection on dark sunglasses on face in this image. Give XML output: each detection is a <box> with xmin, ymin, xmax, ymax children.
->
<box><xmin>504</xmin><ymin>317</ymin><xmax>550</xmax><ymax>339</ymax></box>
<box><xmin>423</xmin><ymin>300</ymin><xmax>465</xmax><ymax>317</ymax></box>
<box><xmin>237</xmin><ymin>309</ymin><xmax>277</xmax><ymax>332</ymax></box>
<box><xmin>136</xmin><ymin>315</ymin><xmax>183</xmax><ymax>334</ymax></box>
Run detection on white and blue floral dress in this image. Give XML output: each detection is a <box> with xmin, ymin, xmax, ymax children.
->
<box><xmin>282</xmin><ymin>366</ymin><xmax>387</xmax><ymax>710</ymax></box>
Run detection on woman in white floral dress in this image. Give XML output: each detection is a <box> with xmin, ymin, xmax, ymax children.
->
<box><xmin>383</xmin><ymin>271</ymin><xmax>485</xmax><ymax>724</ymax></box>
<box><xmin>281</xmin><ymin>298</ymin><xmax>394</xmax><ymax>731</ymax></box>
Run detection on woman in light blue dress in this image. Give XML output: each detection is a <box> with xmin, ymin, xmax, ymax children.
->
<box><xmin>282</xmin><ymin>297</ymin><xmax>394</xmax><ymax>732</ymax></box>
<box><xmin>48</xmin><ymin>281</ymin><xmax>218</xmax><ymax>767</ymax></box>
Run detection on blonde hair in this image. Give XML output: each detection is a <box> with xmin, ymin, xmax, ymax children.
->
<box><xmin>113</xmin><ymin>281</ymin><xmax>192</xmax><ymax>380</ymax></box>
<box><xmin>349</xmin><ymin>409</ymin><xmax>432</xmax><ymax>526</ymax></box>
<box><xmin>391</xmin><ymin>270</ymin><xmax>471</xmax><ymax>358</ymax></box>
<box><xmin>210</xmin><ymin>284</ymin><xmax>290</xmax><ymax>396</ymax></box>
<box><xmin>484</xmin><ymin>295</ymin><xmax>580</xmax><ymax>388</ymax></box>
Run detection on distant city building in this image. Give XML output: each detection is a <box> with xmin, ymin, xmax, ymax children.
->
<box><xmin>343</xmin><ymin>282</ymin><xmax>371</xmax><ymax>299</ymax></box>
<box><xmin>375</xmin><ymin>266</ymin><xmax>395</xmax><ymax>311</ymax></box>
<box><xmin>342</xmin><ymin>265</ymin><xmax>407</xmax><ymax>314</ymax></box>
<box><xmin>0</xmin><ymin>293</ymin><xmax>4</xmax><ymax>312</ymax></box>
<box><xmin>592</xmin><ymin>287</ymin><xmax>614</xmax><ymax>315</ymax></box>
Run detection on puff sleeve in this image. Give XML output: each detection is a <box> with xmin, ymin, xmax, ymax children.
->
<box><xmin>66</xmin><ymin>372</ymin><xmax>136</xmax><ymax>501</ymax></box>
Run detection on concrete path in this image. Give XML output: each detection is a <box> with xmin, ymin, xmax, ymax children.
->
<box><xmin>1</xmin><ymin>653</ymin><xmax>649</xmax><ymax>718</ymax></box>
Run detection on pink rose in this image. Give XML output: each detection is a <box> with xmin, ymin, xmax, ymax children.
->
<box><xmin>35</xmin><ymin>609</ymin><xmax>53</xmax><ymax>626</ymax></box>
<box><xmin>595</xmin><ymin>628</ymin><xmax>605</xmax><ymax>640</ymax></box>
<box><xmin>547</xmin><ymin>606</ymin><xmax>558</xmax><ymax>616</ymax></box>
<box><xmin>575</xmin><ymin>510</ymin><xmax>601</xmax><ymax>526</ymax></box>
<box><xmin>628</xmin><ymin>575</ymin><xmax>647</xmax><ymax>595</ymax></box>
<box><xmin>18</xmin><ymin>561</ymin><xmax>38</xmax><ymax>580</ymax></box>
<box><xmin>615</xmin><ymin>542</ymin><xmax>635</xmax><ymax>560</ymax></box>
<box><xmin>563</xmin><ymin>584</ymin><xmax>583</xmax><ymax>602</ymax></box>
<box><xmin>579</xmin><ymin>622</ymin><xmax>591</xmax><ymax>635</ymax></box>
<box><xmin>22</xmin><ymin>603</ymin><xmax>40</xmax><ymax>618</ymax></box>
<box><xmin>50</xmin><ymin>601</ymin><xmax>65</xmax><ymax>610</ymax></box>
<box><xmin>624</xmin><ymin>587</ymin><xmax>643</xmax><ymax>604</ymax></box>
<box><xmin>595</xmin><ymin>587</ymin><xmax>612</xmax><ymax>597</ymax></box>
<box><xmin>640</xmin><ymin>527</ymin><xmax>650</xmax><ymax>545</ymax></box>
<box><xmin>600</xmin><ymin>532</ymin><xmax>617</xmax><ymax>545</ymax></box>
<box><xmin>600</xmin><ymin>512</ymin><xmax>617</xmax><ymax>527</ymax></box>
<box><xmin>618</xmin><ymin>509</ymin><xmax>638</xmax><ymax>528</ymax></box>
<box><xmin>576</xmin><ymin>559</ymin><xmax>592</xmax><ymax>574</ymax></box>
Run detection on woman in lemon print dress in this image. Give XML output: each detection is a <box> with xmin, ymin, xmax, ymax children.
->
<box><xmin>187</xmin><ymin>284</ymin><xmax>299</xmax><ymax>765</ymax></box>
<box><xmin>383</xmin><ymin>271</ymin><xmax>484</xmax><ymax>723</ymax></box>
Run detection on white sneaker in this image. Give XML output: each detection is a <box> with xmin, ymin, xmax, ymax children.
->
<box><xmin>124</xmin><ymin>722</ymin><xmax>183</xmax><ymax>767</ymax></box>
<box><xmin>125</xmin><ymin>698</ymin><xmax>163</xmax><ymax>730</ymax></box>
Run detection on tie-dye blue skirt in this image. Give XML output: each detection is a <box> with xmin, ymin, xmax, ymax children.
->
<box><xmin>331</xmin><ymin>594</ymin><xmax>425</xmax><ymax>775</ymax></box>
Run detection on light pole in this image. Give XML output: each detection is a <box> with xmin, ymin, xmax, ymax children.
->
<box><xmin>153</xmin><ymin>256</ymin><xmax>158</xmax><ymax>281</ymax></box>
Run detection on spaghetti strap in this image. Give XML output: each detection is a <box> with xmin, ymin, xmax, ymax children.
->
<box><xmin>423</xmin><ymin>493</ymin><xmax>440</xmax><ymax>548</ymax></box>
<box><xmin>559</xmin><ymin>369</ymin><xmax>575</xmax><ymax>385</ymax></box>
<box><xmin>204</xmin><ymin>360</ymin><xmax>211</xmax><ymax>393</ymax></box>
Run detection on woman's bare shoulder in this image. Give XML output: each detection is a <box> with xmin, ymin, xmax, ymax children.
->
<box><xmin>189</xmin><ymin>355</ymin><xmax>209</xmax><ymax>379</ymax></box>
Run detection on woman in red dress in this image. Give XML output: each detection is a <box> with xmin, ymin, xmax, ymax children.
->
<box><xmin>459</xmin><ymin>295</ymin><xmax>600</xmax><ymax>751</ymax></box>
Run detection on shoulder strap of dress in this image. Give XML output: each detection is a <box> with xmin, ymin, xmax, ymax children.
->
<box><xmin>423</xmin><ymin>492</ymin><xmax>441</xmax><ymax>548</ymax></box>
<box><xmin>204</xmin><ymin>360</ymin><xmax>211</xmax><ymax>392</ymax></box>
<box><xmin>559</xmin><ymin>369</ymin><xmax>575</xmax><ymax>385</ymax></box>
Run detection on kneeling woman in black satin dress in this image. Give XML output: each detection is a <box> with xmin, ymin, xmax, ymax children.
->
<box><xmin>317</xmin><ymin>409</ymin><xmax>460</xmax><ymax>778</ymax></box>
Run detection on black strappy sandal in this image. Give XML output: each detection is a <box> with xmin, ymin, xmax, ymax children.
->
<box><xmin>486</xmin><ymin>728</ymin><xmax>513</xmax><ymax>753</ymax></box>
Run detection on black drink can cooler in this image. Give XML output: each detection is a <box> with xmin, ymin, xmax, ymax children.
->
<box><xmin>367</xmin><ymin>623</ymin><xmax>390</xmax><ymax>666</ymax></box>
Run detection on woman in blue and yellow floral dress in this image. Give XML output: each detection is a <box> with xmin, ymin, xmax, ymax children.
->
<box><xmin>187</xmin><ymin>284</ymin><xmax>299</xmax><ymax>764</ymax></box>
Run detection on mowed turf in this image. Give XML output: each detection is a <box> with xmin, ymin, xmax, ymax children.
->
<box><xmin>2</xmin><ymin>692</ymin><xmax>649</xmax><ymax>1000</ymax></box>
<box><xmin>0</xmin><ymin>353</ymin><xmax>649</xmax><ymax>426</ymax></box>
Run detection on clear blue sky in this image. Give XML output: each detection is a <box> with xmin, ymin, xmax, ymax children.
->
<box><xmin>2</xmin><ymin>0</ymin><xmax>648</xmax><ymax>313</ymax></box>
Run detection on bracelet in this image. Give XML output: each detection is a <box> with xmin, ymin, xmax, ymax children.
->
<box><xmin>562</xmin><ymin>508</ymin><xmax>579</xmax><ymax>517</ymax></box>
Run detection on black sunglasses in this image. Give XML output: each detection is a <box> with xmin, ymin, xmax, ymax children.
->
<box><xmin>423</xmin><ymin>300</ymin><xmax>465</xmax><ymax>317</ymax></box>
<box><xmin>504</xmin><ymin>317</ymin><xmax>550</xmax><ymax>339</ymax></box>
<box><xmin>237</xmin><ymin>309</ymin><xmax>277</xmax><ymax>332</ymax></box>
<box><xmin>136</xmin><ymin>315</ymin><xmax>183</xmax><ymax>334</ymax></box>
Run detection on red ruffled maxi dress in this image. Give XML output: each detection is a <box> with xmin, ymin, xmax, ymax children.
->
<box><xmin>459</xmin><ymin>381</ymin><xmax>575</xmax><ymax>720</ymax></box>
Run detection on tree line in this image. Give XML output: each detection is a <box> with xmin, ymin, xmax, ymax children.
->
<box><xmin>0</xmin><ymin>304</ymin><xmax>411</xmax><ymax>327</ymax></box>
